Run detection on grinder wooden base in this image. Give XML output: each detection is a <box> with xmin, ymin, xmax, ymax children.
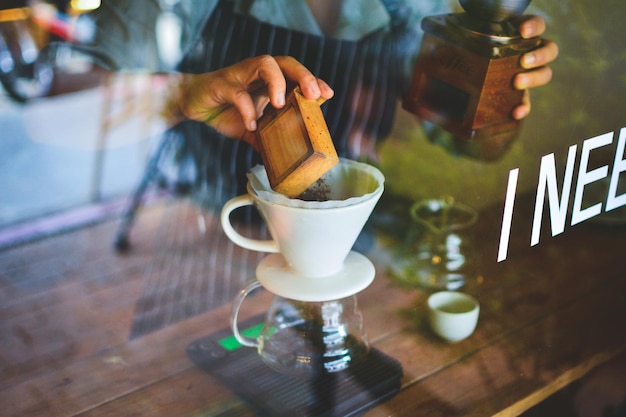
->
<box><xmin>254</xmin><ymin>88</ymin><xmax>338</xmax><ymax>198</ymax></box>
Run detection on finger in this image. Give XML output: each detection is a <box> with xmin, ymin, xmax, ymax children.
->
<box><xmin>513</xmin><ymin>15</ymin><xmax>546</xmax><ymax>38</ymax></box>
<box><xmin>205</xmin><ymin>60</ymin><xmax>271</xmax><ymax>130</ymax></box>
<box><xmin>274</xmin><ymin>56</ymin><xmax>322</xmax><ymax>98</ymax></box>
<box><xmin>250</xmin><ymin>55</ymin><xmax>287</xmax><ymax>109</ymax></box>
<box><xmin>512</xmin><ymin>90</ymin><xmax>531</xmax><ymax>120</ymax></box>
<box><xmin>223</xmin><ymin>84</ymin><xmax>272</xmax><ymax>132</ymax></box>
<box><xmin>316</xmin><ymin>78</ymin><xmax>335</xmax><ymax>100</ymax></box>
<box><xmin>520</xmin><ymin>39</ymin><xmax>559</xmax><ymax>69</ymax></box>
<box><xmin>210</xmin><ymin>77</ymin><xmax>260</xmax><ymax>130</ymax></box>
<box><xmin>514</xmin><ymin>65</ymin><xmax>553</xmax><ymax>90</ymax></box>
<box><xmin>233</xmin><ymin>91</ymin><xmax>260</xmax><ymax>131</ymax></box>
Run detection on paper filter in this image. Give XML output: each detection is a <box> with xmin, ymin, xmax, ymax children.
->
<box><xmin>248</xmin><ymin>158</ymin><xmax>385</xmax><ymax>209</ymax></box>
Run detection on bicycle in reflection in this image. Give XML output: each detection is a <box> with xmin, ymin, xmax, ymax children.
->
<box><xmin>0</xmin><ymin>0</ymin><xmax>99</xmax><ymax>102</ymax></box>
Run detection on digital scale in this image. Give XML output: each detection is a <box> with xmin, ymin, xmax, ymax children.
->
<box><xmin>187</xmin><ymin>315</ymin><xmax>403</xmax><ymax>417</ymax></box>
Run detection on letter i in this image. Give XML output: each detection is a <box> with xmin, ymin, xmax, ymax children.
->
<box><xmin>497</xmin><ymin>168</ymin><xmax>519</xmax><ymax>262</ymax></box>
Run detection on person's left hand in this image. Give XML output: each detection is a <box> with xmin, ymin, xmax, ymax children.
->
<box><xmin>511</xmin><ymin>15</ymin><xmax>559</xmax><ymax>120</ymax></box>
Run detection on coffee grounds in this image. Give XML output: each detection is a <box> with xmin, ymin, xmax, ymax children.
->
<box><xmin>298</xmin><ymin>178</ymin><xmax>331</xmax><ymax>201</ymax></box>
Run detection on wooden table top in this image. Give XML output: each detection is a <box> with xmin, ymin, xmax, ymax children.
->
<box><xmin>1</xmin><ymin>192</ymin><xmax>625</xmax><ymax>416</ymax></box>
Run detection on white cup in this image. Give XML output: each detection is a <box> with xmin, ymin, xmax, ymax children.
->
<box><xmin>427</xmin><ymin>291</ymin><xmax>480</xmax><ymax>343</ymax></box>
<box><xmin>220</xmin><ymin>161</ymin><xmax>384</xmax><ymax>278</ymax></box>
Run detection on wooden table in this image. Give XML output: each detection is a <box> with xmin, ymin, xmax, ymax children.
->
<box><xmin>1</xmin><ymin>192</ymin><xmax>625</xmax><ymax>416</ymax></box>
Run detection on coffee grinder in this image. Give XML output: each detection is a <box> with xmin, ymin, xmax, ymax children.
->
<box><xmin>403</xmin><ymin>0</ymin><xmax>542</xmax><ymax>159</ymax></box>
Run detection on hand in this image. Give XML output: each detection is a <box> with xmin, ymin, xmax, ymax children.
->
<box><xmin>511</xmin><ymin>15</ymin><xmax>559</xmax><ymax>120</ymax></box>
<box><xmin>175</xmin><ymin>55</ymin><xmax>334</xmax><ymax>145</ymax></box>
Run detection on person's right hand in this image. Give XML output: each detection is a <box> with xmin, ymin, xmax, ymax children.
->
<box><xmin>174</xmin><ymin>55</ymin><xmax>334</xmax><ymax>146</ymax></box>
<box><xmin>511</xmin><ymin>15</ymin><xmax>559</xmax><ymax>120</ymax></box>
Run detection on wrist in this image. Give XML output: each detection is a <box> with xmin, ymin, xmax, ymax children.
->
<box><xmin>162</xmin><ymin>73</ymin><xmax>189</xmax><ymax>126</ymax></box>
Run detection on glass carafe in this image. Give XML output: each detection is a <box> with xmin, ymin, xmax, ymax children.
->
<box><xmin>231</xmin><ymin>281</ymin><xmax>370</xmax><ymax>378</ymax></box>
<box><xmin>390</xmin><ymin>197</ymin><xmax>478</xmax><ymax>290</ymax></box>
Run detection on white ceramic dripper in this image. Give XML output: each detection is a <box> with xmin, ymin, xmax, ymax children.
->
<box><xmin>221</xmin><ymin>159</ymin><xmax>384</xmax><ymax>302</ymax></box>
